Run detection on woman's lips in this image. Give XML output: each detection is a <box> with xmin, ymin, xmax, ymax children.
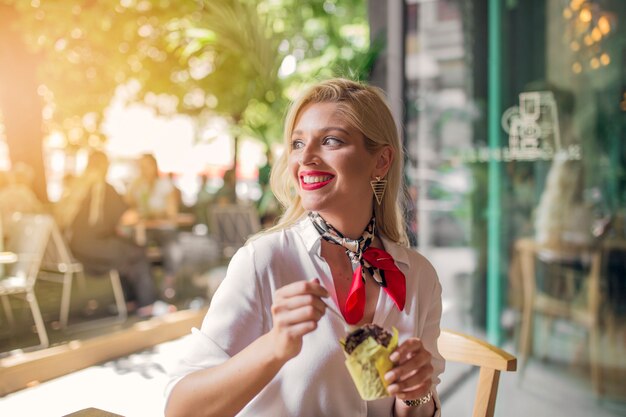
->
<box><xmin>300</xmin><ymin>171</ymin><xmax>335</xmax><ymax>190</ymax></box>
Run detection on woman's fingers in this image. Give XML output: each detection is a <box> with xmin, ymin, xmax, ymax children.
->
<box><xmin>281</xmin><ymin>320</ymin><xmax>319</xmax><ymax>338</ymax></box>
<box><xmin>274</xmin><ymin>280</ymin><xmax>329</xmax><ymax>300</ymax></box>
<box><xmin>385</xmin><ymin>338</ymin><xmax>433</xmax><ymax>398</ymax></box>
<box><xmin>273</xmin><ymin>303</ymin><xmax>325</xmax><ymax>328</ymax></box>
<box><xmin>269</xmin><ymin>280</ymin><xmax>330</xmax><ymax>362</ymax></box>
<box><xmin>390</xmin><ymin>338</ymin><xmax>425</xmax><ymax>363</ymax></box>
<box><xmin>271</xmin><ymin>279</ymin><xmax>331</xmax><ymax>331</ymax></box>
<box><xmin>386</xmin><ymin>366</ymin><xmax>432</xmax><ymax>398</ymax></box>
<box><xmin>272</xmin><ymin>294</ymin><xmax>327</xmax><ymax>316</ymax></box>
<box><xmin>272</xmin><ymin>280</ymin><xmax>329</xmax><ymax>321</ymax></box>
<box><xmin>388</xmin><ymin>350</ymin><xmax>431</xmax><ymax>382</ymax></box>
<box><xmin>388</xmin><ymin>381</ymin><xmax>431</xmax><ymax>401</ymax></box>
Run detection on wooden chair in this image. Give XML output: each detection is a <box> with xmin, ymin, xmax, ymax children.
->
<box><xmin>514</xmin><ymin>237</ymin><xmax>602</xmax><ymax>393</ymax></box>
<box><xmin>438</xmin><ymin>329</ymin><xmax>517</xmax><ymax>417</ymax></box>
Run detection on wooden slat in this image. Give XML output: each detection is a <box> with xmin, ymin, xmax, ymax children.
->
<box><xmin>439</xmin><ymin>329</ymin><xmax>516</xmax><ymax>417</ymax></box>
<box><xmin>63</xmin><ymin>407</ymin><xmax>124</xmax><ymax>417</ymax></box>
<box><xmin>438</xmin><ymin>329</ymin><xmax>517</xmax><ymax>372</ymax></box>
<box><xmin>0</xmin><ymin>308</ymin><xmax>206</xmax><ymax>396</ymax></box>
<box><xmin>472</xmin><ymin>368</ymin><xmax>500</xmax><ymax>417</ymax></box>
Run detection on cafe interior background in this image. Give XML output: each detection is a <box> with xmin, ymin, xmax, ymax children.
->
<box><xmin>0</xmin><ymin>0</ymin><xmax>625</xmax><ymax>415</ymax></box>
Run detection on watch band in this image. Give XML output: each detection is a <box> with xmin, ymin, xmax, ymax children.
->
<box><xmin>403</xmin><ymin>391</ymin><xmax>432</xmax><ymax>407</ymax></box>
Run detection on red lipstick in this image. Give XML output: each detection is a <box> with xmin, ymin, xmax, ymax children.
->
<box><xmin>300</xmin><ymin>170</ymin><xmax>335</xmax><ymax>190</ymax></box>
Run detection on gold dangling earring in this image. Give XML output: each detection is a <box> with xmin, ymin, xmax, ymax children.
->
<box><xmin>370</xmin><ymin>176</ymin><xmax>387</xmax><ymax>205</ymax></box>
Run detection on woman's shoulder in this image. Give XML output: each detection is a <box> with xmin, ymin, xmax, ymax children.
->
<box><xmin>381</xmin><ymin>238</ymin><xmax>438</xmax><ymax>279</ymax></box>
<box><xmin>229</xmin><ymin>223</ymin><xmax>309</xmax><ymax>276</ymax></box>
<box><xmin>246</xmin><ymin>223</ymin><xmax>306</xmax><ymax>253</ymax></box>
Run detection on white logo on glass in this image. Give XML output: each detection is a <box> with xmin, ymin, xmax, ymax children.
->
<box><xmin>501</xmin><ymin>91</ymin><xmax>561</xmax><ymax>160</ymax></box>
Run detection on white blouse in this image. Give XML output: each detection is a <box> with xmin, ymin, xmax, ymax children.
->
<box><xmin>165</xmin><ymin>217</ymin><xmax>444</xmax><ymax>416</ymax></box>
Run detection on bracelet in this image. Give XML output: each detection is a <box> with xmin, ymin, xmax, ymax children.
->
<box><xmin>403</xmin><ymin>391</ymin><xmax>432</xmax><ymax>407</ymax></box>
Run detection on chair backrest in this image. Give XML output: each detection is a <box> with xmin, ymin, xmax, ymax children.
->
<box><xmin>602</xmin><ymin>239</ymin><xmax>626</xmax><ymax>315</ymax></box>
<box><xmin>209</xmin><ymin>204</ymin><xmax>261</xmax><ymax>258</ymax></box>
<box><xmin>514</xmin><ymin>237</ymin><xmax>602</xmax><ymax>323</ymax></box>
<box><xmin>438</xmin><ymin>329</ymin><xmax>517</xmax><ymax>417</ymax></box>
<box><xmin>40</xmin><ymin>219</ymin><xmax>82</xmax><ymax>274</ymax></box>
<box><xmin>3</xmin><ymin>213</ymin><xmax>54</xmax><ymax>286</ymax></box>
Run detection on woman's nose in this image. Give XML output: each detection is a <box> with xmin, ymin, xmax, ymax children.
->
<box><xmin>299</xmin><ymin>142</ymin><xmax>319</xmax><ymax>165</ymax></box>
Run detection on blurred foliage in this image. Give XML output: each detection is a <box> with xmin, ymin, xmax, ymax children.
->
<box><xmin>0</xmin><ymin>0</ymin><xmax>371</xmax><ymax>152</ymax></box>
<box><xmin>1</xmin><ymin>0</ymin><xmax>198</xmax><ymax>147</ymax></box>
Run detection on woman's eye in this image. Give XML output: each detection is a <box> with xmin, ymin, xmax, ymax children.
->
<box><xmin>323</xmin><ymin>136</ymin><xmax>342</xmax><ymax>146</ymax></box>
<box><xmin>291</xmin><ymin>139</ymin><xmax>304</xmax><ymax>150</ymax></box>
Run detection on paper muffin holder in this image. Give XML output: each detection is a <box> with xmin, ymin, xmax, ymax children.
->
<box><xmin>340</xmin><ymin>327</ymin><xmax>399</xmax><ymax>401</ymax></box>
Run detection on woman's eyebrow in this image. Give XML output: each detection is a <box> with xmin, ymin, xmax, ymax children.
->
<box><xmin>292</xmin><ymin>126</ymin><xmax>351</xmax><ymax>136</ymax></box>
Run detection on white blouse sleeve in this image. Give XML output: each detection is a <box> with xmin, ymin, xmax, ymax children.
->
<box><xmin>165</xmin><ymin>244</ymin><xmax>268</xmax><ymax>399</ymax></box>
<box><xmin>419</xmin><ymin>262</ymin><xmax>445</xmax><ymax>416</ymax></box>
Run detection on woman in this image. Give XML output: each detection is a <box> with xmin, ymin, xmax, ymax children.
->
<box><xmin>127</xmin><ymin>153</ymin><xmax>181</xmax><ymax>298</ymax></box>
<box><xmin>165</xmin><ymin>79</ymin><xmax>444</xmax><ymax>417</ymax></box>
<box><xmin>127</xmin><ymin>153</ymin><xmax>179</xmax><ymax>221</ymax></box>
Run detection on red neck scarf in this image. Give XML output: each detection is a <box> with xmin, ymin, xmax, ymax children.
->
<box><xmin>309</xmin><ymin>212</ymin><xmax>406</xmax><ymax>324</ymax></box>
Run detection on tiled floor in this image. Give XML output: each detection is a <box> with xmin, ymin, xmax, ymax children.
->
<box><xmin>443</xmin><ymin>359</ymin><xmax>626</xmax><ymax>417</ymax></box>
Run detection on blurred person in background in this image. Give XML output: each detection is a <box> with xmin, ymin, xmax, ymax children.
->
<box><xmin>127</xmin><ymin>153</ymin><xmax>180</xmax><ymax>220</ymax></box>
<box><xmin>212</xmin><ymin>168</ymin><xmax>237</xmax><ymax>206</ymax></box>
<box><xmin>0</xmin><ymin>162</ymin><xmax>45</xmax><ymax>226</ymax></box>
<box><xmin>165</xmin><ymin>79</ymin><xmax>443</xmax><ymax>417</ymax></box>
<box><xmin>198</xmin><ymin>168</ymin><xmax>238</xmax><ymax>236</ymax></box>
<box><xmin>534</xmin><ymin>153</ymin><xmax>595</xmax><ymax>246</ymax></box>
<box><xmin>168</xmin><ymin>172</ymin><xmax>184</xmax><ymax>212</ymax></box>
<box><xmin>126</xmin><ymin>153</ymin><xmax>181</xmax><ymax>299</ymax></box>
<box><xmin>257</xmin><ymin>148</ymin><xmax>281</xmax><ymax>228</ymax></box>
<box><xmin>258</xmin><ymin>148</ymin><xmax>273</xmax><ymax>189</ymax></box>
<box><xmin>56</xmin><ymin>150</ymin><xmax>173</xmax><ymax>317</ymax></box>
<box><xmin>194</xmin><ymin>173</ymin><xmax>212</xmax><ymax>229</ymax></box>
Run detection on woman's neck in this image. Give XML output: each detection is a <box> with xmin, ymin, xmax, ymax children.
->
<box><xmin>317</xmin><ymin>210</ymin><xmax>373</xmax><ymax>240</ymax></box>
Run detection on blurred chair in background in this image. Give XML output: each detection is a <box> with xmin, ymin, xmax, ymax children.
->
<box><xmin>209</xmin><ymin>204</ymin><xmax>260</xmax><ymax>260</ymax></box>
<box><xmin>597</xmin><ymin>238</ymin><xmax>626</xmax><ymax>393</ymax></box>
<box><xmin>38</xmin><ymin>220</ymin><xmax>127</xmax><ymax>329</ymax></box>
<box><xmin>0</xmin><ymin>213</ymin><xmax>54</xmax><ymax>349</ymax></box>
<box><xmin>515</xmin><ymin>237</ymin><xmax>603</xmax><ymax>394</ymax></box>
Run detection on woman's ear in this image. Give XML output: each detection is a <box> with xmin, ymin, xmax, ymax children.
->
<box><xmin>375</xmin><ymin>146</ymin><xmax>394</xmax><ymax>177</ymax></box>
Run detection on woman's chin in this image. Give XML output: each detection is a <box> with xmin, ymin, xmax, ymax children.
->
<box><xmin>301</xmin><ymin>198</ymin><xmax>356</xmax><ymax>217</ymax></box>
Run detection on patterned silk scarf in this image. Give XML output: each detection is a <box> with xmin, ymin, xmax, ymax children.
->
<box><xmin>309</xmin><ymin>212</ymin><xmax>406</xmax><ymax>324</ymax></box>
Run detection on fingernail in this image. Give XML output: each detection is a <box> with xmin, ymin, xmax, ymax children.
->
<box><xmin>390</xmin><ymin>352</ymin><xmax>399</xmax><ymax>362</ymax></box>
<box><xmin>384</xmin><ymin>371</ymin><xmax>395</xmax><ymax>382</ymax></box>
<box><xmin>387</xmin><ymin>384</ymin><xmax>398</xmax><ymax>394</ymax></box>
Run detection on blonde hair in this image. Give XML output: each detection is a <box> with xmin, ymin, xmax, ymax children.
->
<box><xmin>261</xmin><ymin>78</ymin><xmax>408</xmax><ymax>246</ymax></box>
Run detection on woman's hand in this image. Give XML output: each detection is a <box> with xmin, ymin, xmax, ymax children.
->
<box><xmin>269</xmin><ymin>279</ymin><xmax>329</xmax><ymax>363</ymax></box>
<box><xmin>384</xmin><ymin>338</ymin><xmax>434</xmax><ymax>403</ymax></box>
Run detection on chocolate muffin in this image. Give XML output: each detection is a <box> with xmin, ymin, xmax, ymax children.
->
<box><xmin>340</xmin><ymin>324</ymin><xmax>398</xmax><ymax>400</ymax></box>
